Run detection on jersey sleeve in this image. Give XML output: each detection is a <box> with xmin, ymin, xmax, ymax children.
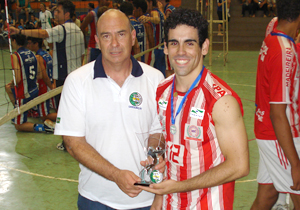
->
<box><xmin>54</xmin><ymin>71</ymin><xmax>86</xmax><ymax>137</ymax></box>
<box><xmin>46</xmin><ymin>24</ymin><xmax>64</xmax><ymax>43</ymax></box>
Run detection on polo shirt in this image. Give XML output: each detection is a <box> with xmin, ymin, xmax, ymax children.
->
<box><xmin>55</xmin><ymin>54</ymin><xmax>164</xmax><ymax>209</ymax></box>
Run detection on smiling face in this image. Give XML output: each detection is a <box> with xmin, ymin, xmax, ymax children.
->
<box><xmin>164</xmin><ymin>24</ymin><xmax>208</xmax><ymax>79</ymax></box>
<box><xmin>95</xmin><ymin>10</ymin><xmax>135</xmax><ymax>67</ymax></box>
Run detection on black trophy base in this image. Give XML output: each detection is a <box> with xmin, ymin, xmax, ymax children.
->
<box><xmin>134</xmin><ymin>182</ymin><xmax>150</xmax><ymax>187</ymax></box>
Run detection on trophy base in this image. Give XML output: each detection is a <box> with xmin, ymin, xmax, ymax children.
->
<box><xmin>134</xmin><ymin>182</ymin><xmax>150</xmax><ymax>187</ymax></box>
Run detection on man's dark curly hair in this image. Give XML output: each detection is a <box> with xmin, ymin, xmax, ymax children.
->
<box><xmin>277</xmin><ymin>0</ymin><xmax>300</xmax><ymax>22</ymax></box>
<box><xmin>164</xmin><ymin>8</ymin><xmax>208</xmax><ymax>48</ymax></box>
<box><xmin>11</xmin><ymin>34</ymin><xmax>27</xmax><ymax>47</ymax></box>
<box><xmin>57</xmin><ymin>0</ymin><xmax>76</xmax><ymax>19</ymax></box>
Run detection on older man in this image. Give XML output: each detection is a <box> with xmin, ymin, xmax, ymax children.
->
<box><xmin>54</xmin><ymin>9</ymin><xmax>164</xmax><ymax>210</ymax></box>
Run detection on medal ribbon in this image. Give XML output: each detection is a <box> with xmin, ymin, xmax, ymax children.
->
<box><xmin>171</xmin><ymin>65</ymin><xmax>205</xmax><ymax>125</ymax></box>
<box><xmin>271</xmin><ymin>32</ymin><xmax>295</xmax><ymax>45</ymax></box>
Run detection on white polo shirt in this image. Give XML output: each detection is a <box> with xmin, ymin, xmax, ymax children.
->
<box><xmin>55</xmin><ymin>54</ymin><xmax>164</xmax><ymax>209</ymax></box>
<box><xmin>46</xmin><ymin>21</ymin><xmax>85</xmax><ymax>80</ymax></box>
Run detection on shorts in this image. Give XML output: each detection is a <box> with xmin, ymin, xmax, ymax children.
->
<box><xmin>37</xmin><ymin>99</ymin><xmax>50</xmax><ymax>117</ymax></box>
<box><xmin>256</xmin><ymin>138</ymin><xmax>300</xmax><ymax>194</ymax></box>
<box><xmin>12</xmin><ymin>88</ymin><xmax>38</xmax><ymax>125</ymax></box>
<box><xmin>153</xmin><ymin>48</ymin><xmax>166</xmax><ymax>77</ymax></box>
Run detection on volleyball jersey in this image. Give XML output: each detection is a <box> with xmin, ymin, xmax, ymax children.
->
<box><xmin>152</xmin><ymin>8</ymin><xmax>164</xmax><ymax>45</ymax></box>
<box><xmin>156</xmin><ymin>67</ymin><xmax>243</xmax><ymax>210</ymax></box>
<box><xmin>265</xmin><ymin>17</ymin><xmax>278</xmax><ymax>38</ymax></box>
<box><xmin>130</xmin><ymin>16</ymin><xmax>147</xmax><ymax>62</ymax></box>
<box><xmin>14</xmin><ymin>47</ymin><xmax>38</xmax><ymax>99</ymax></box>
<box><xmin>36</xmin><ymin>48</ymin><xmax>53</xmax><ymax>95</ymax></box>
<box><xmin>164</xmin><ymin>3</ymin><xmax>175</xmax><ymax>15</ymax></box>
<box><xmin>88</xmin><ymin>7</ymin><xmax>98</xmax><ymax>49</ymax></box>
<box><xmin>255</xmin><ymin>28</ymin><xmax>300</xmax><ymax>140</ymax></box>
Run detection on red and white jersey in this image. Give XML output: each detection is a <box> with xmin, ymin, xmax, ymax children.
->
<box><xmin>255</xmin><ymin>28</ymin><xmax>300</xmax><ymax>140</ymax></box>
<box><xmin>265</xmin><ymin>17</ymin><xmax>278</xmax><ymax>38</ymax></box>
<box><xmin>88</xmin><ymin>9</ymin><xmax>98</xmax><ymax>49</ymax></box>
<box><xmin>156</xmin><ymin>67</ymin><xmax>243</xmax><ymax>210</ymax></box>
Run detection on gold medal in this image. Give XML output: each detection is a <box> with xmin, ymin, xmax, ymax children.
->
<box><xmin>173</xmin><ymin>92</ymin><xmax>178</xmax><ymax>97</ymax></box>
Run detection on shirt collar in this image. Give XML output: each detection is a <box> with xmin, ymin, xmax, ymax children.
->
<box><xmin>93</xmin><ymin>53</ymin><xmax>143</xmax><ymax>79</ymax></box>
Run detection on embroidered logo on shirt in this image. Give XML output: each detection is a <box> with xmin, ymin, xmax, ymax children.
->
<box><xmin>259</xmin><ymin>41</ymin><xmax>268</xmax><ymax>62</ymax></box>
<box><xmin>129</xmin><ymin>92</ymin><xmax>142</xmax><ymax>110</ymax></box>
<box><xmin>256</xmin><ymin>108</ymin><xmax>265</xmax><ymax>122</ymax></box>
<box><xmin>56</xmin><ymin>117</ymin><xmax>61</xmax><ymax>123</ymax></box>
<box><xmin>190</xmin><ymin>107</ymin><xmax>205</xmax><ymax>119</ymax></box>
<box><xmin>158</xmin><ymin>99</ymin><xmax>168</xmax><ymax>110</ymax></box>
<box><xmin>184</xmin><ymin>124</ymin><xmax>203</xmax><ymax>142</ymax></box>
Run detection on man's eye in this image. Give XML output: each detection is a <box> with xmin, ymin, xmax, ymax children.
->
<box><xmin>187</xmin><ymin>42</ymin><xmax>194</xmax><ymax>46</ymax></box>
<box><xmin>170</xmin><ymin>42</ymin><xmax>178</xmax><ymax>46</ymax></box>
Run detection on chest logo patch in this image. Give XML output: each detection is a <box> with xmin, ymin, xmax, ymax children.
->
<box><xmin>190</xmin><ymin>107</ymin><xmax>205</xmax><ymax>119</ymax></box>
<box><xmin>185</xmin><ymin>124</ymin><xmax>203</xmax><ymax>142</ymax></box>
<box><xmin>158</xmin><ymin>99</ymin><xmax>168</xmax><ymax>110</ymax></box>
<box><xmin>129</xmin><ymin>92</ymin><xmax>143</xmax><ymax>106</ymax></box>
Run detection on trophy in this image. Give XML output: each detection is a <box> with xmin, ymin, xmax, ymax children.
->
<box><xmin>134</xmin><ymin>132</ymin><xmax>165</xmax><ymax>186</ymax></box>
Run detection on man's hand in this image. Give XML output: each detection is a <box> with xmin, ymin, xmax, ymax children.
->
<box><xmin>138</xmin><ymin>15</ymin><xmax>150</xmax><ymax>24</ymax></box>
<box><xmin>137</xmin><ymin>179</ymin><xmax>178</xmax><ymax>195</ymax></box>
<box><xmin>290</xmin><ymin>161</ymin><xmax>300</xmax><ymax>191</ymax></box>
<box><xmin>9</xmin><ymin>27</ymin><xmax>19</xmax><ymax>35</ymax></box>
<box><xmin>113</xmin><ymin>170</ymin><xmax>143</xmax><ymax>197</ymax></box>
<box><xmin>140</xmin><ymin>155</ymin><xmax>166</xmax><ymax>174</ymax></box>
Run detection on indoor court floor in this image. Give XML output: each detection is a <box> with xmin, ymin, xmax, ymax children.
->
<box><xmin>0</xmin><ymin>50</ymin><xmax>260</xmax><ymax>209</ymax></box>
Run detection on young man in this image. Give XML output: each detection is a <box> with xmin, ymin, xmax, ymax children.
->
<box><xmin>10</xmin><ymin>0</ymin><xmax>85</xmax><ymax>109</ymax></box>
<box><xmin>26</xmin><ymin>36</ymin><xmax>57</xmax><ymax>123</ymax></box>
<box><xmin>251</xmin><ymin>0</ymin><xmax>300</xmax><ymax>209</ymax></box>
<box><xmin>5</xmin><ymin>34</ymin><xmax>54</xmax><ymax>133</ymax></box>
<box><xmin>54</xmin><ymin>9</ymin><xmax>165</xmax><ymax>209</ymax></box>
<box><xmin>138</xmin><ymin>8</ymin><xmax>249</xmax><ymax>209</ymax></box>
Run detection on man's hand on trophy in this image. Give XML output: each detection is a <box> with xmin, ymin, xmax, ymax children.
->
<box><xmin>113</xmin><ymin>169</ymin><xmax>142</xmax><ymax>198</ymax></box>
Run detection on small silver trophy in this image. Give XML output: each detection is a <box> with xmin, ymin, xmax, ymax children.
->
<box><xmin>134</xmin><ymin>132</ymin><xmax>165</xmax><ymax>186</ymax></box>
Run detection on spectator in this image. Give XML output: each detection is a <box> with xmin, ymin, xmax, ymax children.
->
<box><xmin>253</xmin><ymin>0</ymin><xmax>268</xmax><ymax>17</ymax></box>
<box><xmin>241</xmin><ymin>0</ymin><xmax>255</xmax><ymax>17</ymax></box>
<box><xmin>16</xmin><ymin>0</ymin><xmax>32</xmax><ymax>22</ymax></box>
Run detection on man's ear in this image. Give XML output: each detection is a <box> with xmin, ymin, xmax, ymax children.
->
<box><xmin>201</xmin><ymin>38</ymin><xmax>209</xmax><ymax>56</ymax></box>
<box><xmin>164</xmin><ymin>42</ymin><xmax>168</xmax><ymax>55</ymax></box>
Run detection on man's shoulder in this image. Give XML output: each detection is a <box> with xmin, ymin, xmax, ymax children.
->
<box><xmin>67</xmin><ymin>62</ymin><xmax>95</xmax><ymax>82</ymax></box>
<box><xmin>139</xmin><ymin>62</ymin><xmax>164</xmax><ymax>80</ymax></box>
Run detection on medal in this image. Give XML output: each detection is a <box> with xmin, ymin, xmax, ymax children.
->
<box><xmin>170</xmin><ymin>66</ymin><xmax>205</xmax><ymax>135</ymax></box>
<box><xmin>170</xmin><ymin>125</ymin><xmax>177</xmax><ymax>135</ymax></box>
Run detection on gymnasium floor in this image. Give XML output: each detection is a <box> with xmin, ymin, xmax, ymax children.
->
<box><xmin>0</xmin><ymin>50</ymin><xmax>259</xmax><ymax>209</ymax></box>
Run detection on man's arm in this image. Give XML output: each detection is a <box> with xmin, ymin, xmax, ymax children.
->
<box><xmin>63</xmin><ymin>135</ymin><xmax>143</xmax><ymax>197</ymax></box>
<box><xmin>270</xmin><ymin>104</ymin><xmax>300</xmax><ymax>191</ymax></box>
<box><xmin>138</xmin><ymin>95</ymin><xmax>249</xmax><ymax>194</ymax></box>
<box><xmin>12</xmin><ymin>54</ymin><xmax>21</xmax><ymax>84</ymax></box>
<box><xmin>10</xmin><ymin>27</ymin><xmax>49</xmax><ymax>39</ymax></box>
<box><xmin>80</xmin><ymin>12</ymin><xmax>93</xmax><ymax>33</ymax></box>
<box><xmin>37</xmin><ymin>55</ymin><xmax>52</xmax><ymax>89</ymax></box>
